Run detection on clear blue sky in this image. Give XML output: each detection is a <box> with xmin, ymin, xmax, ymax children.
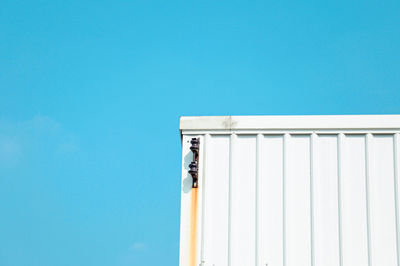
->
<box><xmin>0</xmin><ymin>1</ymin><xmax>399</xmax><ymax>265</ymax></box>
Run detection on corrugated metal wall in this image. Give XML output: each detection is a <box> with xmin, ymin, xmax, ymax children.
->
<box><xmin>180</xmin><ymin>132</ymin><xmax>400</xmax><ymax>266</ymax></box>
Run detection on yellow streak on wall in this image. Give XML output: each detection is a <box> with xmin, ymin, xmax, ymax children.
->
<box><xmin>189</xmin><ymin>188</ymin><xmax>198</xmax><ymax>266</ymax></box>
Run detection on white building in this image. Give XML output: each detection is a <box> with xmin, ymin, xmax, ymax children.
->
<box><xmin>179</xmin><ymin>115</ymin><xmax>400</xmax><ymax>266</ymax></box>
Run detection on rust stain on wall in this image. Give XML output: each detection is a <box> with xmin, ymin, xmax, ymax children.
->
<box><xmin>189</xmin><ymin>187</ymin><xmax>198</xmax><ymax>266</ymax></box>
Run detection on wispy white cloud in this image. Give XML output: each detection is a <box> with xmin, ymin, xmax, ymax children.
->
<box><xmin>28</xmin><ymin>114</ymin><xmax>61</xmax><ymax>132</ymax></box>
<box><xmin>57</xmin><ymin>142</ymin><xmax>80</xmax><ymax>154</ymax></box>
<box><xmin>0</xmin><ymin>135</ymin><xmax>22</xmax><ymax>167</ymax></box>
<box><xmin>130</xmin><ymin>242</ymin><xmax>147</xmax><ymax>251</ymax></box>
<box><xmin>115</xmin><ymin>242</ymin><xmax>149</xmax><ymax>266</ymax></box>
<box><xmin>0</xmin><ymin>114</ymin><xmax>79</xmax><ymax>168</ymax></box>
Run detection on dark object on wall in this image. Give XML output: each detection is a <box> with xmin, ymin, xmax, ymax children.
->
<box><xmin>188</xmin><ymin>138</ymin><xmax>200</xmax><ymax>188</ymax></box>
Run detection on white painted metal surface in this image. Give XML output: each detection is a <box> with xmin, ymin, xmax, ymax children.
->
<box><xmin>179</xmin><ymin>115</ymin><xmax>400</xmax><ymax>266</ymax></box>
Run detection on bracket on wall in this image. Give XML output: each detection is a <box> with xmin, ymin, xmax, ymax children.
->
<box><xmin>188</xmin><ymin>138</ymin><xmax>200</xmax><ymax>188</ymax></box>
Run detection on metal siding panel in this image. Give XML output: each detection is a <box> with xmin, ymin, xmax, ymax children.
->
<box><xmin>259</xmin><ymin>135</ymin><xmax>284</xmax><ymax>266</ymax></box>
<box><xmin>395</xmin><ymin>133</ymin><xmax>400</xmax><ymax>266</ymax></box>
<box><xmin>341</xmin><ymin>135</ymin><xmax>369</xmax><ymax>266</ymax></box>
<box><xmin>230</xmin><ymin>135</ymin><xmax>256</xmax><ymax>266</ymax></box>
<box><xmin>228</xmin><ymin>134</ymin><xmax>235</xmax><ymax>266</ymax></box>
<box><xmin>369</xmin><ymin>135</ymin><xmax>398</xmax><ymax>266</ymax></box>
<box><xmin>203</xmin><ymin>135</ymin><xmax>230</xmax><ymax>266</ymax></box>
<box><xmin>196</xmin><ymin>136</ymin><xmax>205</xmax><ymax>266</ymax></box>
<box><xmin>313</xmin><ymin>135</ymin><xmax>341</xmax><ymax>266</ymax></box>
<box><xmin>199</xmin><ymin>134</ymin><xmax>209</xmax><ymax>264</ymax></box>
<box><xmin>255</xmin><ymin>134</ymin><xmax>261</xmax><ymax>266</ymax></box>
<box><xmin>283</xmin><ymin>133</ymin><xmax>288</xmax><ymax>266</ymax></box>
<box><xmin>285</xmin><ymin>135</ymin><xmax>312</xmax><ymax>266</ymax></box>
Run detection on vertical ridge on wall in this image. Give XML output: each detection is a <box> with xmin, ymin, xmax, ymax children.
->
<box><xmin>337</xmin><ymin>133</ymin><xmax>344</xmax><ymax>266</ymax></box>
<box><xmin>365</xmin><ymin>134</ymin><xmax>372</xmax><ymax>266</ymax></box>
<box><xmin>228</xmin><ymin>134</ymin><xmax>235</xmax><ymax>266</ymax></box>
<box><xmin>283</xmin><ymin>133</ymin><xmax>289</xmax><ymax>266</ymax></box>
<box><xmin>394</xmin><ymin>133</ymin><xmax>400</xmax><ymax>266</ymax></box>
<box><xmin>255</xmin><ymin>134</ymin><xmax>262</xmax><ymax>266</ymax></box>
<box><xmin>310</xmin><ymin>133</ymin><xmax>316</xmax><ymax>266</ymax></box>
<box><xmin>199</xmin><ymin>134</ymin><xmax>209</xmax><ymax>265</ymax></box>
